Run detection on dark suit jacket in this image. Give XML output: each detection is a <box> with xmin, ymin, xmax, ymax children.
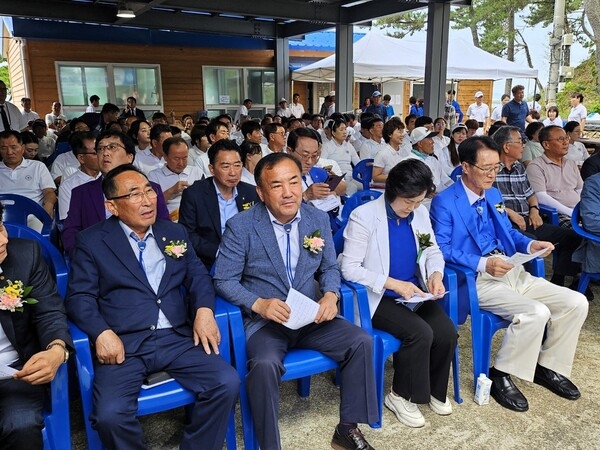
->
<box><xmin>62</xmin><ymin>177</ymin><xmax>170</xmax><ymax>258</ymax></box>
<box><xmin>65</xmin><ymin>217</ymin><xmax>214</xmax><ymax>354</ymax></box>
<box><xmin>178</xmin><ymin>177</ymin><xmax>258</xmax><ymax>269</ymax></box>
<box><xmin>214</xmin><ymin>202</ymin><xmax>340</xmax><ymax>338</ymax></box>
<box><xmin>119</xmin><ymin>108</ymin><xmax>146</xmax><ymax>121</ymax></box>
<box><xmin>0</xmin><ymin>239</ymin><xmax>72</xmax><ymax>368</ymax></box>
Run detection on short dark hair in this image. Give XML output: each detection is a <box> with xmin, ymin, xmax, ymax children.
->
<box><xmin>404</xmin><ymin>114</ymin><xmax>417</xmax><ymax>127</ymax></box>
<box><xmin>216</xmin><ymin>113</ymin><xmax>233</xmax><ymax>124</ymax></box>
<box><xmin>539</xmin><ymin>125</ymin><xmax>563</xmax><ymax>145</ymax></box>
<box><xmin>150</xmin><ymin>124</ymin><xmax>172</xmax><ymax>142</ymax></box>
<box><xmin>20</xmin><ymin>131</ymin><xmax>38</xmax><ymax>146</ymax></box>
<box><xmin>152</xmin><ymin>112</ymin><xmax>168</xmax><ymax>122</ymax></box>
<box><xmin>127</xmin><ymin>119</ymin><xmax>151</xmax><ymax>145</ymax></box>
<box><xmin>241</xmin><ymin>120</ymin><xmax>261</xmax><ymax>138</ymax></box>
<box><xmin>571</xmin><ymin>92</ymin><xmax>584</xmax><ymax>103</ymax></box>
<box><xmin>367</xmin><ymin>116</ymin><xmax>384</xmax><ymax>131</ymax></box>
<box><xmin>487</xmin><ymin>121</ymin><xmax>508</xmax><ymax>137</ymax></box>
<box><xmin>254</xmin><ymin>152</ymin><xmax>301</xmax><ymax>187</ymax></box>
<box><xmin>69</xmin><ymin>118</ymin><xmax>88</xmax><ymax>132</ymax></box>
<box><xmin>415</xmin><ymin>116</ymin><xmax>433</xmax><ymax>128</ymax></box>
<box><xmin>90</xmin><ymin>95</ymin><xmax>100</xmax><ymax>103</ymax></box>
<box><xmin>286</xmin><ymin>127</ymin><xmax>321</xmax><ymax>152</ymax></box>
<box><xmin>511</xmin><ymin>85</ymin><xmax>525</xmax><ymax>95</ymax></box>
<box><xmin>127</xmin><ymin>96</ymin><xmax>137</xmax><ymax>103</ymax></box>
<box><xmin>162</xmin><ymin>136</ymin><xmax>188</xmax><ymax>155</ymax></box>
<box><xmin>207</xmin><ymin>139</ymin><xmax>241</xmax><ymax>166</ymax></box>
<box><xmin>492</xmin><ymin>125</ymin><xmax>521</xmax><ymax>147</ymax></box>
<box><xmin>69</xmin><ymin>131</ymin><xmax>96</xmax><ymax>155</ymax></box>
<box><xmin>383</xmin><ymin>94</ymin><xmax>391</xmax><ymax>102</ymax></box>
<box><xmin>547</xmin><ymin>105</ymin><xmax>559</xmax><ymax>116</ymax></box>
<box><xmin>264</xmin><ymin>123</ymin><xmax>285</xmax><ymax>141</ymax></box>
<box><xmin>21</xmin><ymin>97</ymin><xmax>31</xmax><ymax>103</ymax></box>
<box><xmin>385</xmin><ymin>159</ymin><xmax>435</xmax><ymax>203</ymax></box>
<box><xmin>501</xmin><ymin>94</ymin><xmax>510</xmax><ymax>101</ymax></box>
<box><xmin>447</xmin><ymin>90</ymin><xmax>456</xmax><ymax>95</ymax></box>
<box><xmin>206</xmin><ymin>119</ymin><xmax>228</xmax><ymax>143</ymax></box>
<box><xmin>525</xmin><ymin>121</ymin><xmax>545</xmax><ymax>140</ymax></box>
<box><xmin>0</xmin><ymin>130</ymin><xmax>22</xmax><ymax>143</ymax></box>
<box><xmin>464</xmin><ymin>119</ymin><xmax>479</xmax><ymax>130</ymax></box>
<box><xmin>95</xmin><ymin>130</ymin><xmax>136</xmax><ymax>159</ymax></box>
<box><xmin>459</xmin><ymin>136</ymin><xmax>500</xmax><ymax>165</ymax></box>
<box><xmin>190</xmin><ymin>124</ymin><xmax>207</xmax><ymax>147</ymax></box>
<box><xmin>102</xmin><ymin>164</ymin><xmax>148</xmax><ymax>199</ymax></box>
<box><xmin>100</xmin><ymin>103</ymin><xmax>119</xmax><ymax>114</ymax></box>
<box><xmin>240</xmin><ymin>139</ymin><xmax>263</xmax><ymax>164</ymax></box>
<box><xmin>383</xmin><ymin>118</ymin><xmax>405</xmax><ymax>144</ymax></box>
<box><xmin>563</xmin><ymin>120</ymin><xmax>581</xmax><ymax>134</ymax></box>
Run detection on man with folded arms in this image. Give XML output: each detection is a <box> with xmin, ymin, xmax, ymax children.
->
<box><xmin>430</xmin><ymin>136</ymin><xmax>588</xmax><ymax>412</ymax></box>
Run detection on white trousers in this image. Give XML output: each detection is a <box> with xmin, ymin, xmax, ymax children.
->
<box><xmin>476</xmin><ymin>265</ymin><xmax>588</xmax><ymax>381</ymax></box>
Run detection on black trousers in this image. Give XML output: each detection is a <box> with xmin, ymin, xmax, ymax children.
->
<box><xmin>0</xmin><ymin>377</ymin><xmax>45</xmax><ymax>450</ymax></box>
<box><xmin>372</xmin><ymin>297</ymin><xmax>457</xmax><ymax>404</ymax></box>
<box><xmin>518</xmin><ymin>222</ymin><xmax>582</xmax><ymax>276</ymax></box>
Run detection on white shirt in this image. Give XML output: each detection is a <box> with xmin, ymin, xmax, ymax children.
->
<box><xmin>321</xmin><ymin>139</ymin><xmax>360</xmax><ymax>177</ymax></box>
<box><xmin>527</xmin><ymin>101</ymin><xmax>542</xmax><ymax>112</ymax></box>
<box><xmin>290</xmin><ymin>102</ymin><xmax>305</xmax><ymax>118</ymax></box>
<box><xmin>466</xmin><ymin>103</ymin><xmax>490</xmax><ymax>123</ymax></box>
<box><xmin>373</xmin><ymin>143</ymin><xmax>405</xmax><ymax>175</ymax></box>
<box><xmin>134</xmin><ymin>148</ymin><xmax>165</xmax><ymax>175</ymax></box>
<box><xmin>405</xmin><ymin>151</ymin><xmax>452</xmax><ymax>194</ymax></box>
<box><xmin>21</xmin><ymin>110</ymin><xmax>40</xmax><ymax>125</ymax></box>
<box><xmin>51</xmin><ymin>151</ymin><xmax>80</xmax><ymax>181</ymax></box>
<box><xmin>148</xmin><ymin>164</ymin><xmax>204</xmax><ymax>215</ymax></box>
<box><xmin>188</xmin><ymin>145</ymin><xmax>211</xmax><ymax>176</ymax></box>
<box><xmin>359</xmin><ymin>139</ymin><xmax>383</xmax><ymax>160</ymax></box>
<box><xmin>86</xmin><ymin>105</ymin><xmax>96</xmax><ymax>113</ymax></box>
<box><xmin>543</xmin><ymin>117</ymin><xmax>563</xmax><ymax>127</ymax></box>
<box><xmin>276</xmin><ymin>107</ymin><xmax>292</xmax><ymax>118</ymax></box>
<box><xmin>0</xmin><ymin>158</ymin><xmax>56</xmax><ymax>204</ymax></box>
<box><xmin>568</xmin><ymin>104</ymin><xmax>587</xmax><ymax>124</ymax></box>
<box><xmin>491</xmin><ymin>105</ymin><xmax>504</xmax><ymax>122</ymax></box>
<box><xmin>234</xmin><ymin>105</ymin><xmax>249</xmax><ymax>124</ymax></box>
<box><xmin>58</xmin><ymin>169</ymin><xmax>101</xmax><ymax>220</ymax></box>
<box><xmin>240</xmin><ymin>167</ymin><xmax>256</xmax><ymax>186</ymax></box>
<box><xmin>565</xmin><ymin>141</ymin><xmax>589</xmax><ymax>166</ymax></box>
<box><xmin>0</xmin><ymin>101</ymin><xmax>28</xmax><ymax>132</ymax></box>
<box><xmin>44</xmin><ymin>112</ymin><xmax>67</xmax><ymax>127</ymax></box>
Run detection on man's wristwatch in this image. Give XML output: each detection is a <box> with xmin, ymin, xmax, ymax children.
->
<box><xmin>329</xmin><ymin>291</ymin><xmax>341</xmax><ymax>304</ymax></box>
<box><xmin>530</xmin><ymin>205</ymin><xmax>540</xmax><ymax>211</ymax></box>
<box><xmin>46</xmin><ymin>342</ymin><xmax>69</xmax><ymax>363</ymax></box>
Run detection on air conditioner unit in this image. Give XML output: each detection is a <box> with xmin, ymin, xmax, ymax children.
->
<box><xmin>562</xmin><ymin>33</ymin><xmax>574</xmax><ymax>46</ymax></box>
<box><xmin>559</xmin><ymin>66</ymin><xmax>574</xmax><ymax>78</ymax></box>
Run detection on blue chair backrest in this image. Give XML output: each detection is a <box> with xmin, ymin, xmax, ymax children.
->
<box><xmin>449</xmin><ymin>165</ymin><xmax>462</xmax><ymax>182</ymax></box>
<box><xmin>341</xmin><ymin>189</ymin><xmax>382</xmax><ymax>222</ymax></box>
<box><xmin>45</xmin><ymin>141</ymin><xmax>72</xmax><ymax>167</ymax></box>
<box><xmin>0</xmin><ymin>193</ymin><xmax>53</xmax><ymax>238</ymax></box>
<box><xmin>571</xmin><ymin>203</ymin><xmax>600</xmax><ymax>242</ymax></box>
<box><xmin>352</xmin><ymin>159</ymin><xmax>374</xmax><ymax>190</ymax></box>
<box><xmin>4</xmin><ymin>223</ymin><xmax>68</xmax><ymax>298</ymax></box>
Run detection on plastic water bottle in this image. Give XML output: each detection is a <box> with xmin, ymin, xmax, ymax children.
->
<box><xmin>474</xmin><ymin>373</ymin><xmax>492</xmax><ymax>405</ymax></box>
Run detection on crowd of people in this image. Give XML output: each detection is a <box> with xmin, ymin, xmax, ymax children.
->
<box><xmin>0</xmin><ymin>81</ymin><xmax>598</xmax><ymax>450</ymax></box>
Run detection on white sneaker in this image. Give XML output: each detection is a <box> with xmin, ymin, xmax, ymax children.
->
<box><xmin>429</xmin><ymin>396</ymin><xmax>453</xmax><ymax>415</ymax></box>
<box><xmin>384</xmin><ymin>392</ymin><xmax>425</xmax><ymax>428</ymax></box>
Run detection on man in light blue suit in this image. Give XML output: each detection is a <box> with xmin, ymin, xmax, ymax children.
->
<box><xmin>214</xmin><ymin>152</ymin><xmax>378</xmax><ymax>450</ymax></box>
<box><xmin>430</xmin><ymin>136</ymin><xmax>588</xmax><ymax>413</ymax></box>
<box><xmin>66</xmin><ymin>164</ymin><xmax>239</xmax><ymax>450</ymax></box>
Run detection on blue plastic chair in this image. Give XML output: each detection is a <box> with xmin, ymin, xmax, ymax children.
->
<box><xmin>5</xmin><ymin>223</ymin><xmax>72</xmax><ymax>450</ymax></box>
<box><xmin>228</xmin><ymin>287</ymin><xmax>355</xmax><ymax>450</ymax></box>
<box><xmin>445</xmin><ymin>257</ymin><xmax>545</xmax><ymax>387</ymax></box>
<box><xmin>571</xmin><ymin>202</ymin><xmax>600</xmax><ymax>293</ymax></box>
<box><xmin>449</xmin><ymin>165</ymin><xmax>462</xmax><ymax>182</ymax></box>
<box><xmin>45</xmin><ymin>141</ymin><xmax>72</xmax><ymax>168</ymax></box>
<box><xmin>69</xmin><ymin>297</ymin><xmax>237</xmax><ymax>450</ymax></box>
<box><xmin>539</xmin><ymin>204</ymin><xmax>559</xmax><ymax>225</ymax></box>
<box><xmin>352</xmin><ymin>159</ymin><xmax>374</xmax><ymax>190</ymax></box>
<box><xmin>0</xmin><ymin>193</ymin><xmax>54</xmax><ymax>239</ymax></box>
<box><xmin>342</xmin><ymin>268</ymin><xmax>461</xmax><ymax>428</ymax></box>
<box><xmin>340</xmin><ymin>189</ymin><xmax>382</xmax><ymax>223</ymax></box>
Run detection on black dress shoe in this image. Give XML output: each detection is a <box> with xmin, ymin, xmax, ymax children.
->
<box><xmin>331</xmin><ymin>426</ymin><xmax>374</xmax><ymax>450</ymax></box>
<box><xmin>533</xmin><ymin>365</ymin><xmax>581</xmax><ymax>400</ymax></box>
<box><xmin>489</xmin><ymin>374</ymin><xmax>529</xmax><ymax>412</ymax></box>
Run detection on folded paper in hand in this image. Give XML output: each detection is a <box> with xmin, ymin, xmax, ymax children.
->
<box><xmin>284</xmin><ymin>288</ymin><xmax>320</xmax><ymax>330</ymax></box>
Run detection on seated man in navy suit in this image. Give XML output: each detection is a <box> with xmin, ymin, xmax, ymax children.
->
<box><xmin>214</xmin><ymin>153</ymin><xmax>378</xmax><ymax>450</ymax></box>
<box><xmin>62</xmin><ymin>130</ymin><xmax>170</xmax><ymax>257</ymax></box>
<box><xmin>430</xmin><ymin>136</ymin><xmax>588</xmax><ymax>413</ymax></box>
<box><xmin>179</xmin><ymin>139</ymin><xmax>258</xmax><ymax>270</ymax></box>
<box><xmin>66</xmin><ymin>164</ymin><xmax>239</xmax><ymax>450</ymax></box>
<box><xmin>0</xmin><ymin>203</ymin><xmax>73</xmax><ymax>449</ymax></box>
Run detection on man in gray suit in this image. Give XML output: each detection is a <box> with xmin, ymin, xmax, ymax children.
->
<box><xmin>214</xmin><ymin>152</ymin><xmax>378</xmax><ymax>450</ymax></box>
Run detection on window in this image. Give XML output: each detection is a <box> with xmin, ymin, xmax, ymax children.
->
<box><xmin>203</xmin><ymin>67</ymin><xmax>275</xmax><ymax>117</ymax></box>
<box><xmin>56</xmin><ymin>63</ymin><xmax>162</xmax><ymax>118</ymax></box>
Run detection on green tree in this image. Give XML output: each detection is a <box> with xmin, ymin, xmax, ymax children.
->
<box><xmin>0</xmin><ymin>58</ymin><xmax>9</xmax><ymax>88</ymax></box>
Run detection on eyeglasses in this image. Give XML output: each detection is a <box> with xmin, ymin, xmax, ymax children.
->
<box><xmin>297</xmin><ymin>153</ymin><xmax>320</xmax><ymax>162</ymax></box>
<box><xmin>547</xmin><ymin>136</ymin><xmax>569</xmax><ymax>142</ymax></box>
<box><xmin>96</xmin><ymin>143</ymin><xmax>126</xmax><ymax>154</ymax></box>
<box><xmin>470</xmin><ymin>163</ymin><xmax>502</xmax><ymax>175</ymax></box>
<box><xmin>78</xmin><ymin>152</ymin><xmax>97</xmax><ymax>156</ymax></box>
<box><xmin>507</xmin><ymin>139</ymin><xmax>525</xmax><ymax>145</ymax></box>
<box><xmin>108</xmin><ymin>188</ymin><xmax>158</xmax><ymax>204</ymax></box>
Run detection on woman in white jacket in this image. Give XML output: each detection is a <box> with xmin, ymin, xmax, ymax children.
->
<box><xmin>340</xmin><ymin>159</ymin><xmax>457</xmax><ymax>428</ymax></box>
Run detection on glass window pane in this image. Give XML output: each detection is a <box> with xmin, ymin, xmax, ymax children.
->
<box><xmin>59</xmin><ymin>66</ymin><xmax>85</xmax><ymax>106</ymax></box>
<box><xmin>83</xmin><ymin>67</ymin><xmax>109</xmax><ymax>106</ymax></box>
<box><xmin>203</xmin><ymin>68</ymin><xmax>241</xmax><ymax>106</ymax></box>
<box><xmin>248</xmin><ymin>70</ymin><xmax>274</xmax><ymax>105</ymax></box>
<box><xmin>204</xmin><ymin>69</ymin><xmax>219</xmax><ymax>105</ymax></box>
<box><xmin>113</xmin><ymin>67</ymin><xmax>135</xmax><ymax>107</ymax></box>
<box><xmin>135</xmin><ymin>67</ymin><xmax>158</xmax><ymax>106</ymax></box>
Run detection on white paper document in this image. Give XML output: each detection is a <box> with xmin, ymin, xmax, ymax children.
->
<box><xmin>394</xmin><ymin>292</ymin><xmax>449</xmax><ymax>304</ymax></box>
<box><xmin>283</xmin><ymin>288</ymin><xmax>320</xmax><ymax>330</ymax></box>
<box><xmin>0</xmin><ymin>364</ymin><xmax>17</xmax><ymax>380</ymax></box>
<box><xmin>506</xmin><ymin>248</ymin><xmax>546</xmax><ymax>266</ymax></box>
<box><xmin>309</xmin><ymin>194</ymin><xmax>341</xmax><ymax>212</ymax></box>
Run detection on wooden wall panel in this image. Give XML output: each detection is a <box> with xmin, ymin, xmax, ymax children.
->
<box><xmin>456</xmin><ymin>80</ymin><xmax>494</xmax><ymax>120</ymax></box>
<box><xmin>6</xmin><ymin>39</ymin><xmax>26</xmax><ymax>103</ymax></box>
<box><xmin>23</xmin><ymin>40</ymin><xmax>275</xmax><ymax>118</ymax></box>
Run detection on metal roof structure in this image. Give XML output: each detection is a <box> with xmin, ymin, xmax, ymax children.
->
<box><xmin>0</xmin><ymin>0</ymin><xmax>466</xmax><ymax>39</ymax></box>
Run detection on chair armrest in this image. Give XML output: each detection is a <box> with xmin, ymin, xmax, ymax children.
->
<box><xmin>524</xmin><ymin>257</ymin><xmax>545</xmax><ymax>278</ymax></box>
<box><xmin>444</xmin><ymin>262</ymin><xmax>480</xmax><ymax>324</ymax></box>
<box><xmin>539</xmin><ymin>204</ymin><xmax>558</xmax><ymax>225</ymax></box>
<box><xmin>339</xmin><ymin>283</ymin><xmax>355</xmax><ymax>322</ymax></box>
<box><xmin>341</xmin><ymin>280</ymin><xmax>373</xmax><ymax>334</ymax></box>
<box><xmin>441</xmin><ymin>268</ymin><xmax>458</xmax><ymax>327</ymax></box>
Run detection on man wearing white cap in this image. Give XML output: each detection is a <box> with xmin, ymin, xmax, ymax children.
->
<box><xmin>466</xmin><ymin>91</ymin><xmax>491</xmax><ymax>135</ymax></box>
<box><xmin>365</xmin><ymin>90</ymin><xmax>388</xmax><ymax>120</ymax></box>
<box><xmin>407</xmin><ymin>127</ymin><xmax>452</xmax><ymax>198</ymax></box>
<box><xmin>276</xmin><ymin>98</ymin><xmax>292</xmax><ymax>118</ymax></box>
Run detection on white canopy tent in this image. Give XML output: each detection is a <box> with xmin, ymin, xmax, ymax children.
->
<box><xmin>292</xmin><ymin>29</ymin><xmax>539</xmax><ymax>82</ymax></box>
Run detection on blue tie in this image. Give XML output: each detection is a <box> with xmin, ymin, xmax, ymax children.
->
<box><xmin>283</xmin><ymin>223</ymin><xmax>294</xmax><ymax>286</ymax></box>
<box><xmin>474</xmin><ymin>198</ymin><xmax>485</xmax><ymax>218</ymax></box>
<box><xmin>130</xmin><ymin>232</ymin><xmax>147</xmax><ymax>272</ymax></box>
